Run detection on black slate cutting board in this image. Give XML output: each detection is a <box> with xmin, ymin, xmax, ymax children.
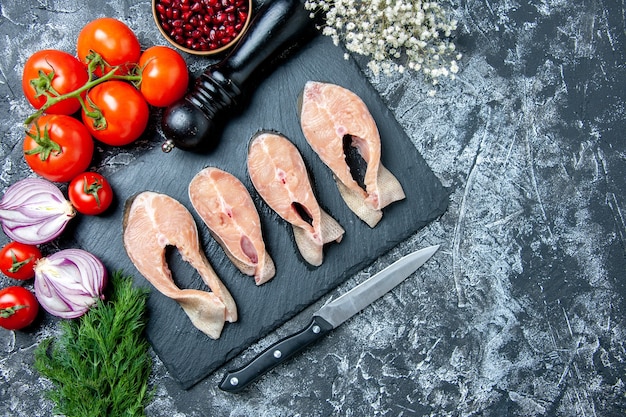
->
<box><xmin>71</xmin><ymin>34</ymin><xmax>449</xmax><ymax>389</ymax></box>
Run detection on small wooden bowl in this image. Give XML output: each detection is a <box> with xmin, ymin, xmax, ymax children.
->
<box><xmin>152</xmin><ymin>0</ymin><xmax>252</xmax><ymax>56</ymax></box>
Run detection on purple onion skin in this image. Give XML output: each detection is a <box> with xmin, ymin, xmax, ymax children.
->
<box><xmin>34</xmin><ymin>249</ymin><xmax>107</xmax><ymax>319</ymax></box>
<box><xmin>0</xmin><ymin>178</ymin><xmax>75</xmax><ymax>245</ymax></box>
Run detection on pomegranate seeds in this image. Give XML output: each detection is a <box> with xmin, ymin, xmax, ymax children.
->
<box><xmin>154</xmin><ymin>0</ymin><xmax>251</xmax><ymax>53</ymax></box>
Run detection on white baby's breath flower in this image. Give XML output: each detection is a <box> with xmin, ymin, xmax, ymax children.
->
<box><xmin>305</xmin><ymin>0</ymin><xmax>461</xmax><ymax>82</ymax></box>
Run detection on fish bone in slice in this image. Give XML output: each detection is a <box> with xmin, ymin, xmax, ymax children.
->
<box><xmin>123</xmin><ymin>191</ymin><xmax>237</xmax><ymax>339</ymax></box>
<box><xmin>299</xmin><ymin>81</ymin><xmax>405</xmax><ymax>227</ymax></box>
<box><xmin>247</xmin><ymin>131</ymin><xmax>344</xmax><ymax>266</ymax></box>
<box><xmin>189</xmin><ymin>167</ymin><xmax>276</xmax><ymax>285</ymax></box>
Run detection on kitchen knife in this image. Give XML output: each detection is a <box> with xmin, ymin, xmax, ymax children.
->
<box><xmin>218</xmin><ymin>244</ymin><xmax>440</xmax><ymax>392</ymax></box>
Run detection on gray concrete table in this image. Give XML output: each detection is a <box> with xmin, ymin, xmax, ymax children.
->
<box><xmin>1</xmin><ymin>0</ymin><xmax>624</xmax><ymax>416</ymax></box>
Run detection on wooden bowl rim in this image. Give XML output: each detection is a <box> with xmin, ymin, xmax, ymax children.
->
<box><xmin>151</xmin><ymin>0</ymin><xmax>253</xmax><ymax>56</ymax></box>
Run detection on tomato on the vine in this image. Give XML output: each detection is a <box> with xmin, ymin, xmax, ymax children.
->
<box><xmin>68</xmin><ymin>172</ymin><xmax>114</xmax><ymax>215</ymax></box>
<box><xmin>0</xmin><ymin>242</ymin><xmax>42</xmax><ymax>280</ymax></box>
<box><xmin>22</xmin><ymin>49</ymin><xmax>89</xmax><ymax>115</ymax></box>
<box><xmin>81</xmin><ymin>80</ymin><xmax>149</xmax><ymax>146</ymax></box>
<box><xmin>0</xmin><ymin>286</ymin><xmax>39</xmax><ymax>330</ymax></box>
<box><xmin>138</xmin><ymin>46</ymin><xmax>189</xmax><ymax>107</ymax></box>
<box><xmin>24</xmin><ymin>114</ymin><xmax>94</xmax><ymax>183</ymax></box>
<box><xmin>77</xmin><ymin>17</ymin><xmax>141</xmax><ymax>77</ymax></box>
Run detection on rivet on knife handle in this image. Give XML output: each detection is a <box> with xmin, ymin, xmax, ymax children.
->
<box><xmin>218</xmin><ymin>316</ymin><xmax>333</xmax><ymax>393</ymax></box>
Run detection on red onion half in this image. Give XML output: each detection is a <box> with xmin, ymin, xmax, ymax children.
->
<box><xmin>34</xmin><ymin>249</ymin><xmax>107</xmax><ymax>319</ymax></box>
<box><xmin>0</xmin><ymin>178</ymin><xmax>75</xmax><ymax>245</ymax></box>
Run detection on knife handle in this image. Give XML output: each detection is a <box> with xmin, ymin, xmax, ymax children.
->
<box><xmin>219</xmin><ymin>316</ymin><xmax>333</xmax><ymax>393</ymax></box>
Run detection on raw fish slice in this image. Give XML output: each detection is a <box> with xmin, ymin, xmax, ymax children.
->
<box><xmin>189</xmin><ymin>167</ymin><xmax>276</xmax><ymax>285</ymax></box>
<box><xmin>247</xmin><ymin>131</ymin><xmax>344</xmax><ymax>266</ymax></box>
<box><xmin>123</xmin><ymin>191</ymin><xmax>237</xmax><ymax>339</ymax></box>
<box><xmin>299</xmin><ymin>81</ymin><xmax>405</xmax><ymax>227</ymax></box>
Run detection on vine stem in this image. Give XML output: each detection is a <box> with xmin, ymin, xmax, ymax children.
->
<box><xmin>24</xmin><ymin>61</ymin><xmax>142</xmax><ymax>126</ymax></box>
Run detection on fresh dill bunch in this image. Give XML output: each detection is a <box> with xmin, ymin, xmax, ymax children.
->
<box><xmin>34</xmin><ymin>271</ymin><xmax>153</xmax><ymax>417</ymax></box>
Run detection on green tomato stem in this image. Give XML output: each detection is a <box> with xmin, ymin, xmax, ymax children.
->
<box><xmin>24</xmin><ymin>119</ymin><xmax>62</xmax><ymax>161</ymax></box>
<box><xmin>9</xmin><ymin>254</ymin><xmax>33</xmax><ymax>273</ymax></box>
<box><xmin>0</xmin><ymin>305</ymin><xmax>27</xmax><ymax>318</ymax></box>
<box><xmin>24</xmin><ymin>55</ymin><xmax>142</xmax><ymax>126</ymax></box>
<box><xmin>83</xmin><ymin>176</ymin><xmax>103</xmax><ymax>207</ymax></box>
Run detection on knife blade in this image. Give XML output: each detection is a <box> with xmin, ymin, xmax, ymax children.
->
<box><xmin>218</xmin><ymin>244</ymin><xmax>440</xmax><ymax>392</ymax></box>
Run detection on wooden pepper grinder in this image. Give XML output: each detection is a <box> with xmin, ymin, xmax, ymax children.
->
<box><xmin>161</xmin><ymin>0</ymin><xmax>316</xmax><ymax>152</ymax></box>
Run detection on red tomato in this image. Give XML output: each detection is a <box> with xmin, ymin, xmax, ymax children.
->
<box><xmin>77</xmin><ymin>17</ymin><xmax>141</xmax><ymax>77</ymax></box>
<box><xmin>0</xmin><ymin>286</ymin><xmax>39</xmax><ymax>330</ymax></box>
<box><xmin>22</xmin><ymin>49</ymin><xmax>89</xmax><ymax>115</ymax></box>
<box><xmin>139</xmin><ymin>46</ymin><xmax>189</xmax><ymax>107</ymax></box>
<box><xmin>0</xmin><ymin>242</ymin><xmax>42</xmax><ymax>280</ymax></box>
<box><xmin>81</xmin><ymin>80</ymin><xmax>149</xmax><ymax>146</ymax></box>
<box><xmin>24</xmin><ymin>114</ymin><xmax>95</xmax><ymax>182</ymax></box>
<box><xmin>68</xmin><ymin>172</ymin><xmax>114</xmax><ymax>215</ymax></box>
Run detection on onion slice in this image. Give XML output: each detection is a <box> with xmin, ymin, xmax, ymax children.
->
<box><xmin>0</xmin><ymin>178</ymin><xmax>75</xmax><ymax>245</ymax></box>
<box><xmin>34</xmin><ymin>249</ymin><xmax>107</xmax><ymax>319</ymax></box>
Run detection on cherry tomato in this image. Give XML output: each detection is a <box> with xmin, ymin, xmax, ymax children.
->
<box><xmin>0</xmin><ymin>242</ymin><xmax>42</xmax><ymax>280</ymax></box>
<box><xmin>77</xmin><ymin>17</ymin><xmax>141</xmax><ymax>77</ymax></box>
<box><xmin>24</xmin><ymin>114</ymin><xmax>95</xmax><ymax>183</ymax></box>
<box><xmin>81</xmin><ymin>80</ymin><xmax>149</xmax><ymax>146</ymax></box>
<box><xmin>68</xmin><ymin>172</ymin><xmax>114</xmax><ymax>215</ymax></box>
<box><xmin>0</xmin><ymin>286</ymin><xmax>39</xmax><ymax>330</ymax></box>
<box><xmin>138</xmin><ymin>46</ymin><xmax>189</xmax><ymax>107</ymax></box>
<box><xmin>22</xmin><ymin>49</ymin><xmax>89</xmax><ymax>115</ymax></box>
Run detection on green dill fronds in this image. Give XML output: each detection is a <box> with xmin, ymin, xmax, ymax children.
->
<box><xmin>35</xmin><ymin>271</ymin><xmax>153</xmax><ymax>417</ymax></box>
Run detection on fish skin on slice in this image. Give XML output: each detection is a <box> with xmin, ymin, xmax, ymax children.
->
<box><xmin>122</xmin><ymin>191</ymin><xmax>237</xmax><ymax>339</ymax></box>
<box><xmin>299</xmin><ymin>81</ymin><xmax>406</xmax><ymax>227</ymax></box>
<box><xmin>247</xmin><ymin>131</ymin><xmax>344</xmax><ymax>267</ymax></box>
<box><xmin>189</xmin><ymin>167</ymin><xmax>276</xmax><ymax>285</ymax></box>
